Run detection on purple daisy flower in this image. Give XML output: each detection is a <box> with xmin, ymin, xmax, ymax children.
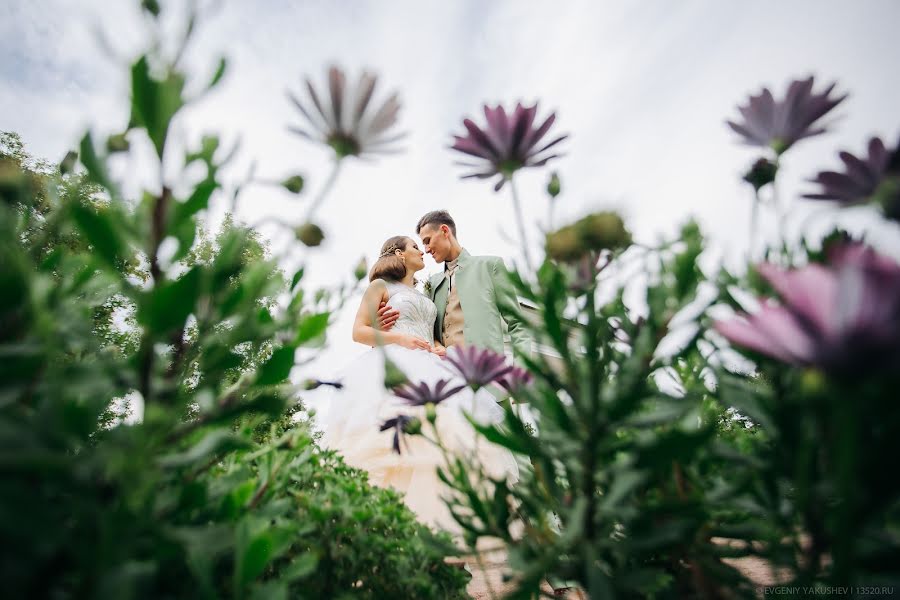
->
<box><xmin>727</xmin><ymin>76</ymin><xmax>847</xmax><ymax>155</ymax></box>
<box><xmin>379</xmin><ymin>415</ymin><xmax>419</xmax><ymax>454</ymax></box>
<box><xmin>444</xmin><ymin>346</ymin><xmax>513</xmax><ymax>391</ymax></box>
<box><xmin>495</xmin><ymin>366</ymin><xmax>534</xmax><ymax>396</ymax></box>
<box><xmin>393</xmin><ymin>379</ymin><xmax>466</xmax><ymax>407</ymax></box>
<box><xmin>288</xmin><ymin>65</ymin><xmax>405</xmax><ymax>159</ymax></box>
<box><xmin>715</xmin><ymin>243</ymin><xmax>900</xmax><ymax>375</ymax></box>
<box><xmin>451</xmin><ymin>102</ymin><xmax>567</xmax><ymax>191</ymax></box>
<box><xmin>803</xmin><ymin>136</ymin><xmax>900</xmax><ymax>220</ymax></box>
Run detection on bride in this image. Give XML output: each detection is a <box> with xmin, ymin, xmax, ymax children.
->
<box><xmin>320</xmin><ymin>235</ymin><xmax>518</xmax><ymax>534</ymax></box>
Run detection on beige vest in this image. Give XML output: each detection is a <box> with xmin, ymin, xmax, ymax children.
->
<box><xmin>441</xmin><ymin>258</ymin><xmax>465</xmax><ymax>347</ymax></box>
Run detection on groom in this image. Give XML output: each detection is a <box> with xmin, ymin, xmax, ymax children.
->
<box><xmin>416</xmin><ymin>210</ymin><xmax>531</xmax><ymax>358</ymax></box>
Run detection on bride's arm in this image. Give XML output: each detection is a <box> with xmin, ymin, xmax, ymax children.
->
<box><xmin>352</xmin><ymin>280</ymin><xmax>430</xmax><ymax>350</ymax></box>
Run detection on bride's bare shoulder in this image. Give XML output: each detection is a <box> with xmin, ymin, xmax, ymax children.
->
<box><xmin>363</xmin><ymin>278</ymin><xmax>390</xmax><ymax>298</ymax></box>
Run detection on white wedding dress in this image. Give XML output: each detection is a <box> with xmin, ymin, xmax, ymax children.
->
<box><xmin>320</xmin><ymin>281</ymin><xmax>518</xmax><ymax>533</ymax></box>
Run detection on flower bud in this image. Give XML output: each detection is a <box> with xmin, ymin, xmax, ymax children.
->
<box><xmin>353</xmin><ymin>256</ymin><xmax>368</xmax><ymax>281</ymax></box>
<box><xmin>403</xmin><ymin>417</ymin><xmax>422</xmax><ymax>435</ymax></box>
<box><xmin>546</xmin><ymin>211</ymin><xmax>631</xmax><ymax>263</ymax></box>
<box><xmin>575</xmin><ymin>211</ymin><xmax>631</xmax><ymax>252</ymax></box>
<box><xmin>873</xmin><ymin>176</ymin><xmax>900</xmax><ymax>222</ymax></box>
<box><xmin>545</xmin><ymin>224</ymin><xmax>583</xmax><ymax>263</ymax></box>
<box><xmin>295</xmin><ymin>222</ymin><xmax>324</xmax><ymax>247</ymax></box>
<box><xmin>547</xmin><ymin>171</ymin><xmax>561</xmax><ymax>198</ymax></box>
<box><xmin>383</xmin><ymin>357</ymin><xmax>409</xmax><ymax>389</ymax></box>
<box><xmin>281</xmin><ymin>174</ymin><xmax>304</xmax><ymax>194</ymax></box>
<box><xmin>742</xmin><ymin>157</ymin><xmax>778</xmax><ymax>191</ymax></box>
<box><xmin>425</xmin><ymin>402</ymin><xmax>437</xmax><ymax>424</ymax></box>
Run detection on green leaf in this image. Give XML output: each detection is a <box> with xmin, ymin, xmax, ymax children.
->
<box><xmin>170</xmin><ymin>524</ymin><xmax>234</xmax><ymax>595</ymax></box>
<box><xmin>601</xmin><ymin>470</ymin><xmax>647</xmax><ymax>510</ymax></box>
<box><xmin>139</xmin><ymin>267</ymin><xmax>202</xmax><ymax>332</ymax></box>
<box><xmin>635</xmin><ymin>426</ymin><xmax>716</xmax><ymax>470</ymax></box>
<box><xmin>222</xmin><ymin>479</ymin><xmax>258</xmax><ymax>518</ymax></box>
<box><xmin>208</xmin><ymin>57</ymin><xmax>227</xmax><ymax>89</ymax></box>
<box><xmin>294</xmin><ymin>312</ymin><xmax>329</xmax><ymax>347</ymax></box>
<box><xmin>237</xmin><ymin>531</ymin><xmax>273</xmax><ymax>587</ymax></box>
<box><xmin>625</xmin><ymin>398</ymin><xmax>691</xmax><ymax>428</ymax></box>
<box><xmin>471</xmin><ymin>412</ymin><xmax>539</xmax><ymax>457</ymax></box>
<box><xmin>71</xmin><ymin>202</ymin><xmax>124</xmax><ymax>268</ymax></box>
<box><xmin>290</xmin><ymin>267</ymin><xmax>304</xmax><ymax>291</ymax></box>
<box><xmin>171</xmin><ymin>179</ymin><xmax>217</xmax><ymax>231</ymax></box>
<box><xmin>159</xmin><ymin>429</ymin><xmax>251</xmax><ymax>468</ymax></box>
<box><xmin>141</xmin><ymin>0</ymin><xmax>160</xmax><ymax>17</ymax></box>
<box><xmin>717</xmin><ymin>371</ymin><xmax>774</xmax><ymax>431</ymax></box>
<box><xmin>79</xmin><ymin>132</ymin><xmax>114</xmax><ymax>192</ymax></box>
<box><xmin>249</xmin><ymin>582</ymin><xmax>287</xmax><ymax>600</ymax></box>
<box><xmin>186</xmin><ymin>135</ymin><xmax>220</xmax><ymax>166</ymax></box>
<box><xmin>171</xmin><ymin>217</ymin><xmax>198</xmax><ymax>263</ymax></box>
<box><xmin>257</xmin><ymin>346</ymin><xmax>295</xmax><ymax>385</ymax></box>
<box><xmin>59</xmin><ymin>150</ymin><xmax>78</xmax><ymax>175</ymax></box>
<box><xmin>130</xmin><ymin>56</ymin><xmax>186</xmax><ymax>157</ymax></box>
<box><xmin>281</xmin><ymin>551</ymin><xmax>318</xmax><ymax>582</ymax></box>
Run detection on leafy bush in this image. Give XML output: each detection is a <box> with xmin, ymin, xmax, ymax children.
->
<box><xmin>0</xmin><ymin>3</ymin><xmax>467</xmax><ymax>597</ymax></box>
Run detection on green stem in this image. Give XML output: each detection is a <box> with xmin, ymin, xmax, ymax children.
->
<box><xmin>304</xmin><ymin>158</ymin><xmax>342</xmax><ymax>223</ymax></box>
<box><xmin>547</xmin><ymin>198</ymin><xmax>555</xmax><ymax>233</ymax></box>
<box><xmin>508</xmin><ymin>176</ymin><xmax>533</xmax><ymax>272</ymax></box>
<box><xmin>771</xmin><ymin>167</ymin><xmax>787</xmax><ymax>258</ymax></box>
<box><xmin>749</xmin><ymin>188</ymin><xmax>761</xmax><ymax>263</ymax></box>
<box><xmin>582</xmin><ymin>277</ymin><xmax>600</xmax><ymax>543</ymax></box>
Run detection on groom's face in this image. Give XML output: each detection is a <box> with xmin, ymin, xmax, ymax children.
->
<box><xmin>419</xmin><ymin>223</ymin><xmax>451</xmax><ymax>263</ymax></box>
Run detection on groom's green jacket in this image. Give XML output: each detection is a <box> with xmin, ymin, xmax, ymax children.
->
<box><xmin>428</xmin><ymin>249</ymin><xmax>531</xmax><ymax>357</ymax></box>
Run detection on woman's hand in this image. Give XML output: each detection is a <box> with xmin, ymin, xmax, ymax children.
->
<box><xmin>396</xmin><ymin>334</ymin><xmax>432</xmax><ymax>351</ymax></box>
<box><xmin>431</xmin><ymin>343</ymin><xmax>447</xmax><ymax>358</ymax></box>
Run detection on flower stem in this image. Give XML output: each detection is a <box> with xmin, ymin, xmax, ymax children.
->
<box><xmin>547</xmin><ymin>198</ymin><xmax>555</xmax><ymax>232</ymax></box>
<box><xmin>748</xmin><ymin>188</ymin><xmax>760</xmax><ymax>263</ymax></box>
<box><xmin>304</xmin><ymin>158</ymin><xmax>342</xmax><ymax>223</ymax></box>
<box><xmin>771</xmin><ymin>165</ymin><xmax>787</xmax><ymax>259</ymax></box>
<box><xmin>508</xmin><ymin>176</ymin><xmax>533</xmax><ymax>271</ymax></box>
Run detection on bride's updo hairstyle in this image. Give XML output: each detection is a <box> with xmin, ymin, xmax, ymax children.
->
<box><xmin>368</xmin><ymin>236</ymin><xmax>409</xmax><ymax>282</ymax></box>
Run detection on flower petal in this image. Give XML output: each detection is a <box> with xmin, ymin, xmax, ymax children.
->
<box><xmin>757</xmin><ymin>262</ymin><xmax>838</xmax><ymax>337</ymax></box>
<box><xmin>328</xmin><ymin>66</ymin><xmax>347</xmax><ymax>132</ymax></box>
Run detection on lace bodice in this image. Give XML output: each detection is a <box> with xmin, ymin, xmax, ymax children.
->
<box><xmin>385</xmin><ymin>282</ymin><xmax>437</xmax><ymax>344</ymax></box>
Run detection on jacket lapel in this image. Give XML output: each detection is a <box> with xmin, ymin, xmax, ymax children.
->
<box><xmin>431</xmin><ymin>272</ymin><xmax>449</xmax><ymax>336</ymax></box>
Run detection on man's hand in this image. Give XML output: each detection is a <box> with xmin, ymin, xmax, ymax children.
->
<box><xmin>376</xmin><ymin>301</ymin><xmax>400</xmax><ymax>331</ymax></box>
<box><xmin>431</xmin><ymin>343</ymin><xmax>447</xmax><ymax>358</ymax></box>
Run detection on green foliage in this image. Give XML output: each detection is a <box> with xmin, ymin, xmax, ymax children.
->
<box><xmin>440</xmin><ymin>225</ymin><xmax>772</xmax><ymax>598</ymax></box>
<box><xmin>443</xmin><ymin>214</ymin><xmax>900</xmax><ymax>596</ymax></box>
<box><xmin>0</xmin><ymin>4</ymin><xmax>467</xmax><ymax>597</ymax></box>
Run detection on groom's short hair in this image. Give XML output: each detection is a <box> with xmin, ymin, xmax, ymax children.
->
<box><xmin>416</xmin><ymin>210</ymin><xmax>457</xmax><ymax>238</ymax></box>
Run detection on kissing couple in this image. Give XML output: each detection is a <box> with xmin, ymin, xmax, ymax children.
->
<box><xmin>320</xmin><ymin>209</ymin><xmax>530</xmax><ymax>534</ymax></box>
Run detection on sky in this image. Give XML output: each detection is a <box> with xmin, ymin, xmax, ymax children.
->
<box><xmin>3</xmin><ymin>0</ymin><xmax>900</xmax><ymax>389</ymax></box>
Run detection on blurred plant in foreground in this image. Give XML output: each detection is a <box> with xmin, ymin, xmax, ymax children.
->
<box><xmin>0</xmin><ymin>3</ymin><xmax>466</xmax><ymax>598</ymax></box>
